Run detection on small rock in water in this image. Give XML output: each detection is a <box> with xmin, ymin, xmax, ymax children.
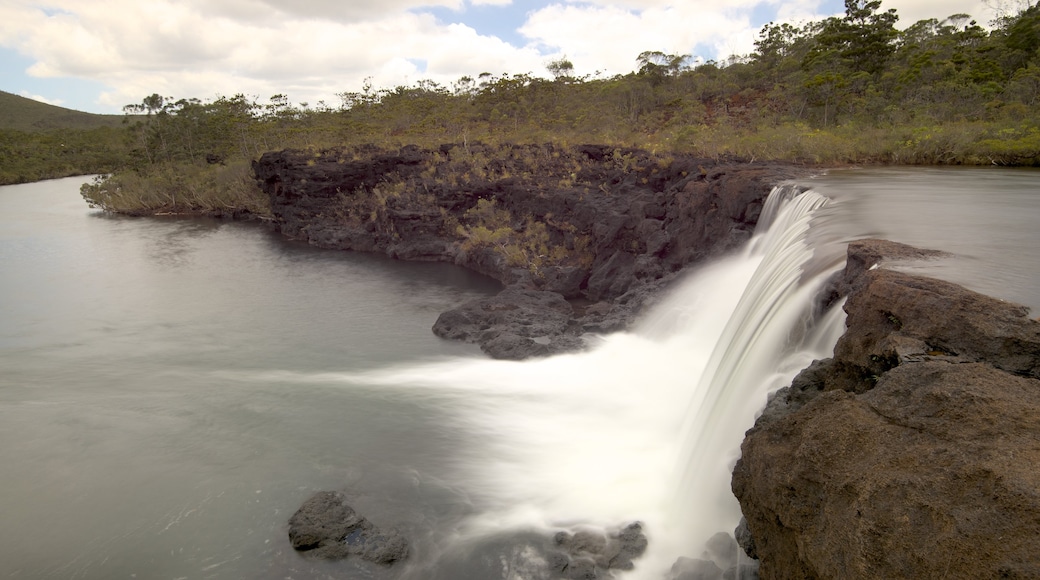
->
<box><xmin>287</xmin><ymin>490</ymin><xmax>408</xmax><ymax>565</ymax></box>
<box><xmin>550</xmin><ymin>521</ymin><xmax>648</xmax><ymax>578</ymax></box>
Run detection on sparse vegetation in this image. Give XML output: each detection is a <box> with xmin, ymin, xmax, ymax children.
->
<box><xmin>79</xmin><ymin>161</ymin><xmax>270</xmax><ymax>217</ymax></box>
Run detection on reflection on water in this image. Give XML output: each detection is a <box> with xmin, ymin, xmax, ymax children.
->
<box><xmin>803</xmin><ymin>167</ymin><xmax>1040</xmax><ymax>312</ymax></box>
<box><xmin>0</xmin><ymin>177</ymin><xmax>499</xmax><ymax>579</ymax></box>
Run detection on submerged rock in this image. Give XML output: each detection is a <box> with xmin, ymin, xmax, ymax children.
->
<box><xmin>287</xmin><ymin>491</ymin><xmax>409</xmax><ymax>565</ymax></box>
<box><xmin>733</xmin><ymin>239</ymin><xmax>1040</xmax><ymax>579</ymax></box>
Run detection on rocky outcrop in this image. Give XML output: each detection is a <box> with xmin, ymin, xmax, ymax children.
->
<box><xmin>430</xmin><ymin>286</ymin><xmax>586</xmax><ymax>359</ymax></box>
<box><xmin>733</xmin><ymin>239</ymin><xmax>1040</xmax><ymax>579</ymax></box>
<box><xmin>253</xmin><ymin>143</ymin><xmax>811</xmax><ymax>358</ymax></box>
<box><xmin>288</xmin><ymin>491</ymin><xmax>409</xmax><ymax>565</ymax></box>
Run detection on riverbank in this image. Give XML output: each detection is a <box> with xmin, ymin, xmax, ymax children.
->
<box><xmin>252</xmin><ymin>143</ymin><xmax>813</xmax><ymax>358</ymax></box>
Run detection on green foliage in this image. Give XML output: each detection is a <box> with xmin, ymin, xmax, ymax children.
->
<box><xmin>0</xmin><ymin>90</ymin><xmax>125</xmax><ymax>133</ymax></box>
<box><xmin>80</xmin><ymin>160</ymin><xmax>271</xmax><ymax>216</ymax></box>
<box><xmin>0</xmin><ymin>126</ymin><xmax>128</xmax><ymax>185</ymax></box>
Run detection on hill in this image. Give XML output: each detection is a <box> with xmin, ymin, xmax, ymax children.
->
<box><xmin>0</xmin><ymin>90</ymin><xmax>124</xmax><ymax>132</ymax></box>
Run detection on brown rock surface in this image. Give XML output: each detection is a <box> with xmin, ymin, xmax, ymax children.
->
<box><xmin>733</xmin><ymin>239</ymin><xmax>1040</xmax><ymax>579</ymax></box>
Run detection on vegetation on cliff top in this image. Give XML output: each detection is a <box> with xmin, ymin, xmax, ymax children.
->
<box><xmin>9</xmin><ymin>1</ymin><xmax>1039</xmax><ymax>203</ymax></box>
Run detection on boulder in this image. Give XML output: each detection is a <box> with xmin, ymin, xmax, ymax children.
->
<box><xmin>287</xmin><ymin>491</ymin><xmax>409</xmax><ymax>565</ymax></box>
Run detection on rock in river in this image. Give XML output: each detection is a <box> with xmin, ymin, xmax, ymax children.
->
<box><xmin>288</xmin><ymin>491</ymin><xmax>409</xmax><ymax>565</ymax></box>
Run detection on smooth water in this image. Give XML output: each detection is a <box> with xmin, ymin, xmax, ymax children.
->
<box><xmin>1</xmin><ymin>168</ymin><xmax>1037</xmax><ymax>579</ymax></box>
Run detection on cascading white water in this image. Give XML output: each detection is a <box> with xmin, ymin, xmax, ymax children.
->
<box><xmin>327</xmin><ymin>185</ymin><xmax>848</xmax><ymax>578</ymax></box>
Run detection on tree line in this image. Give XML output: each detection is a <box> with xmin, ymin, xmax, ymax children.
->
<box><xmin>11</xmin><ymin>0</ymin><xmax>1040</xmax><ymax>191</ymax></box>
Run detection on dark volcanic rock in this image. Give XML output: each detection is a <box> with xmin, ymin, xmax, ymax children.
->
<box><xmin>287</xmin><ymin>491</ymin><xmax>408</xmax><ymax>565</ymax></box>
<box><xmin>254</xmin><ymin>144</ymin><xmax>811</xmax><ymax>359</ymax></box>
<box><xmin>549</xmin><ymin>522</ymin><xmax>649</xmax><ymax>578</ymax></box>
<box><xmin>733</xmin><ymin>239</ymin><xmax>1040</xmax><ymax>579</ymax></box>
<box><xmin>432</xmin><ymin>286</ymin><xmax>581</xmax><ymax>359</ymax></box>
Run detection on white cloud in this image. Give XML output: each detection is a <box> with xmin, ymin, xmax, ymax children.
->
<box><xmin>0</xmin><ymin>0</ymin><xmax>549</xmax><ymax>111</ymax></box>
<box><xmin>883</xmin><ymin>0</ymin><xmax>995</xmax><ymax>26</ymax></box>
<box><xmin>0</xmin><ymin>0</ymin><xmax>1012</xmax><ymax>114</ymax></box>
<box><xmin>519</xmin><ymin>0</ymin><xmax>782</xmax><ymax>74</ymax></box>
<box><xmin>18</xmin><ymin>90</ymin><xmax>63</xmax><ymax>106</ymax></box>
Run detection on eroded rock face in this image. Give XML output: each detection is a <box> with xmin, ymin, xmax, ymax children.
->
<box><xmin>253</xmin><ymin>144</ymin><xmax>810</xmax><ymax>358</ymax></box>
<box><xmin>287</xmin><ymin>491</ymin><xmax>409</xmax><ymax>565</ymax></box>
<box><xmin>733</xmin><ymin>239</ymin><xmax>1040</xmax><ymax>579</ymax></box>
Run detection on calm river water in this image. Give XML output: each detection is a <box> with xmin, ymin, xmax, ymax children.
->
<box><xmin>0</xmin><ymin>168</ymin><xmax>1037</xmax><ymax>579</ymax></box>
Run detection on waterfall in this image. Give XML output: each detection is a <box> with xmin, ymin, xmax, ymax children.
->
<box><xmin>330</xmin><ymin>184</ymin><xmax>848</xmax><ymax>578</ymax></box>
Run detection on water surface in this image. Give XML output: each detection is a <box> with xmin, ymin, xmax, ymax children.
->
<box><xmin>1</xmin><ymin>169</ymin><xmax>1037</xmax><ymax>579</ymax></box>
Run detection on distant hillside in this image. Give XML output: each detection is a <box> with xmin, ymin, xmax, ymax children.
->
<box><xmin>0</xmin><ymin>90</ymin><xmax>124</xmax><ymax>132</ymax></box>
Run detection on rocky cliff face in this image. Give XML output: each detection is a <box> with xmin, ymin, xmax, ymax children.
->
<box><xmin>254</xmin><ymin>143</ymin><xmax>809</xmax><ymax>358</ymax></box>
<box><xmin>733</xmin><ymin>239</ymin><xmax>1040</xmax><ymax>579</ymax></box>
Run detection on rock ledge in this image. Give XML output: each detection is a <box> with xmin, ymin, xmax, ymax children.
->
<box><xmin>733</xmin><ymin>239</ymin><xmax>1040</xmax><ymax>579</ymax></box>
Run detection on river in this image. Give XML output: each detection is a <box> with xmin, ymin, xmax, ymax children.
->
<box><xmin>0</xmin><ymin>168</ymin><xmax>1037</xmax><ymax>579</ymax></box>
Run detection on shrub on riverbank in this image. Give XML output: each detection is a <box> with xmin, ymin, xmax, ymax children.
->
<box><xmin>80</xmin><ymin>160</ymin><xmax>270</xmax><ymax>218</ymax></box>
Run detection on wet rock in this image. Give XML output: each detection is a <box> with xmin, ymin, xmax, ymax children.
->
<box><xmin>733</xmin><ymin>240</ymin><xmax>1040</xmax><ymax>579</ymax></box>
<box><xmin>287</xmin><ymin>491</ymin><xmax>408</xmax><ymax>565</ymax></box>
<box><xmin>550</xmin><ymin>522</ymin><xmax>648</xmax><ymax>579</ymax></box>
<box><xmin>564</xmin><ymin>557</ymin><xmax>599</xmax><ymax>579</ymax></box>
<box><xmin>734</xmin><ymin>517</ymin><xmax>757</xmax><ymax>561</ymax></box>
<box><xmin>432</xmin><ymin>285</ymin><xmax>583</xmax><ymax>359</ymax></box>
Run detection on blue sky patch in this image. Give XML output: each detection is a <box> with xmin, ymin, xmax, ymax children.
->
<box><xmin>0</xmin><ymin>47</ymin><xmax>113</xmax><ymax>112</ymax></box>
<box><xmin>420</xmin><ymin>1</ymin><xmax>538</xmax><ymax>48</ymax></box>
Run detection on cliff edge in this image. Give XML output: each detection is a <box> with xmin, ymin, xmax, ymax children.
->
<box><xmin>733</xmin><ymin>239</ymin><xmax>1040</xmax><ymax>579</ymax></box>
<box><xmin>254</xmin><ymin>143</ymin><xmax>809</xmax><ymax>358</ymax></box>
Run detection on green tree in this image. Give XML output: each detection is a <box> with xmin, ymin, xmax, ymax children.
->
<box><xmin>546</xmin><ymin>57</ymin><xmax>575</xmax><ymax>81</ymax></box>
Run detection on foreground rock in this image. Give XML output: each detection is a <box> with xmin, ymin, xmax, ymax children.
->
<box><xmin>548</xmin><ymin>522</ymin><xmax>649</xmax><ymax>579</ymax></box>
<box><xmin>733</xmin><ymin>239</ymin><xmax>1040</xmax><ymax>579</ymax></box>
<box><xmin>254</xmin><ymin>143</ymin><xmax>811</xmax><ymax>358</ymax></box>
<box><xmin>288</xmin><ymin>491</ymin><xmax>409</xmax><ymax>565</ymax></box>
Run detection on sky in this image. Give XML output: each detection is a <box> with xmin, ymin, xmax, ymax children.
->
<box><xmin>0</xmin><ymin>0</ymin><xmax>997</xmax><ymax>115</ymax></box>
